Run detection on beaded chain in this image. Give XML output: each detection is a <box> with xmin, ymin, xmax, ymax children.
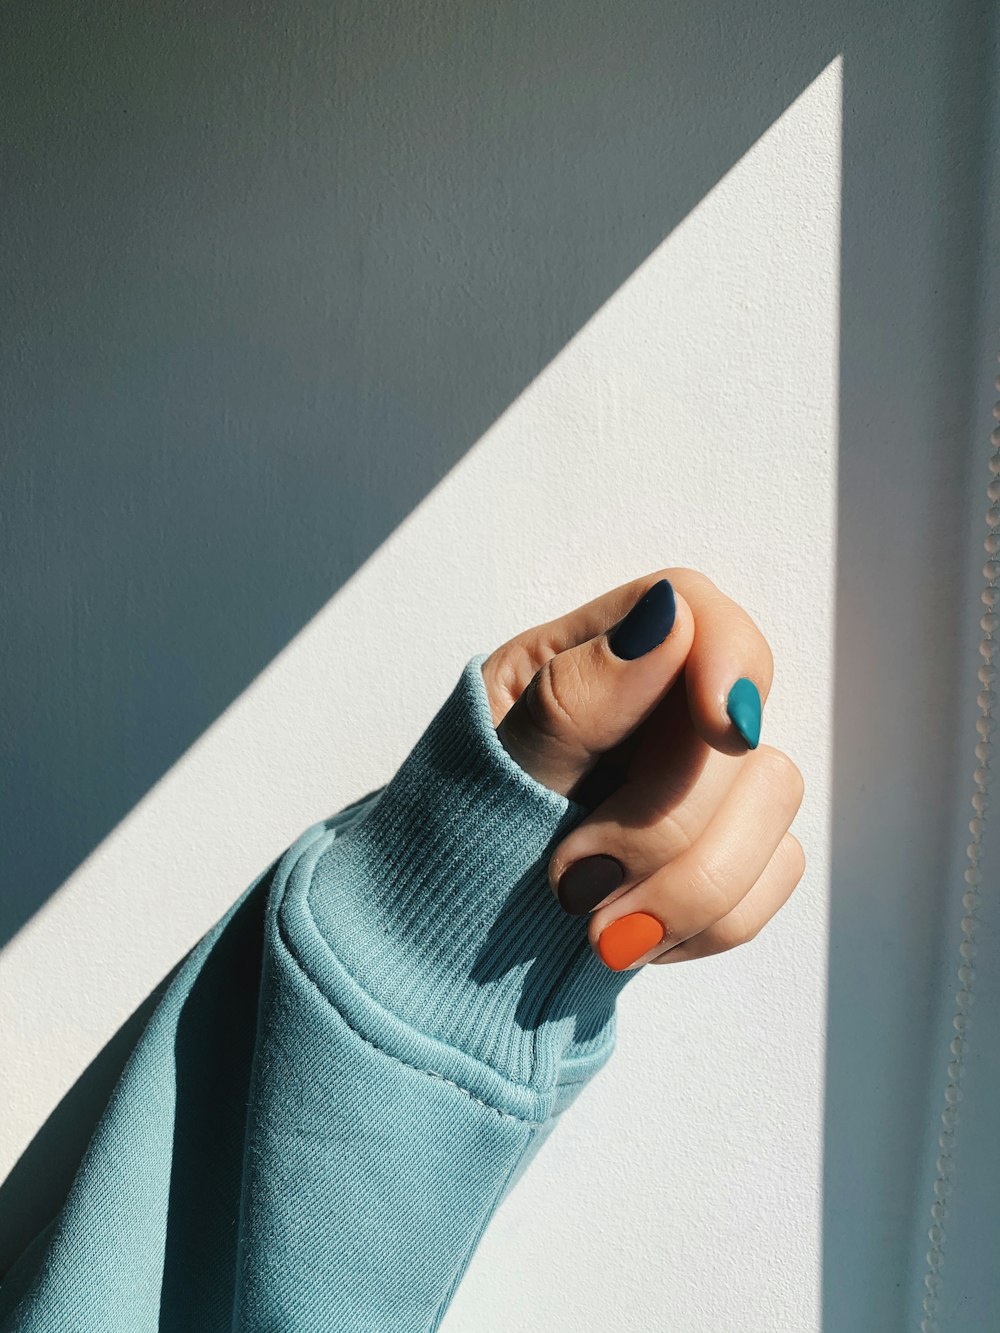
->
<box><xmin>918</xmin><ymin>343</ymin><xmax>1000</xmax><ymax>1332</ymax></box>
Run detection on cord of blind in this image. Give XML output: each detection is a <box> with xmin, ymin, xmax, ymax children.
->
<box><xmin>918</xmin><ymin>343</ymin><xmax>1000</xmax><ymax>1332</ymax></box>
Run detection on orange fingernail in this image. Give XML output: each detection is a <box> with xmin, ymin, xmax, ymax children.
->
<box><xmin>597</xmin><ymin>911</ymin><xmax>665</xmax><ymax>970</ymax></box>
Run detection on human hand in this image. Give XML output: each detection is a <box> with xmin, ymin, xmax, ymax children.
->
<box><xmin>480</xmin><ymin>570</ymin><xmax>806</xmax><ymax>972</ymax></box>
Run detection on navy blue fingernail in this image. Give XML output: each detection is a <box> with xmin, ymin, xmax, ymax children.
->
<box><xmin>608</xmin><ymin>579</ymin><xmax>677</xmax><ymax>660</ymax></box>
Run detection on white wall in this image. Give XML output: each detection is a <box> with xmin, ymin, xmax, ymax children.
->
<box><xmin>2</xmin><ymin>3</ymin><xmax>995</xmax><ymax>1330</ymax></box>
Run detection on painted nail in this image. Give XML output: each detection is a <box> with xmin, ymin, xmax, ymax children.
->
<box><xmin>608</xmin><ymin>579</ymin><xmax>677</xmax><ymax>660</ymax></box>
<box><xmin>726</xmin><ymin>678</ymin><xmax>762</xmax><ymax>749</ymax></box>
<box><xmin>557</xmin><ymin>855</ymin><xmax>625</xmax><ymax>916</ymax></box>
<box><xmin>597</xmin><ymin>911</ymin><xmax>665</xmax><ymax>971</ymax></box>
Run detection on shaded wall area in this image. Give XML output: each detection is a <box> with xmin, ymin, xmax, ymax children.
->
<box><xmin>1</xmin><ymin>0</ymin><xmax>838</xmax><ymax>945</ymax></box>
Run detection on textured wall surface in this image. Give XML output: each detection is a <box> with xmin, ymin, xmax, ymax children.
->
<box><xmin>2</xmin><ymin>3</ymin><xmax>996</xmax><ymax>1329</ymax></box>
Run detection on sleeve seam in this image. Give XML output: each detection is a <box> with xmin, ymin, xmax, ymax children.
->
<box><xmin>428</xmin><ymin>1124</ymin><xmax>538</xmax><ymax>1331</ymax></box>
<box><xmin>271</xmin><ymin>853</ymin><xmax>555</xmax><ymax>1129</ymax></box>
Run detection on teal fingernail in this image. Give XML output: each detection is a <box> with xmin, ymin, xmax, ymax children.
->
<box><xmin>726</xmin><ymin>678</ymin><xmax>762</xmax><ymax>749</ymax></box>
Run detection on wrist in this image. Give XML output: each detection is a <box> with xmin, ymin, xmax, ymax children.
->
<box><xmin>291</xmin><ymin>654</ymin><xmax>637</xmax><ymax>1113</ymax></box>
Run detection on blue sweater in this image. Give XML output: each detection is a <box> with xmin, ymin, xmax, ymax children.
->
<box><xmin>0</xmin><ymin>655</ymin><xmax>638</xmax><ymax>1331</ymax></box>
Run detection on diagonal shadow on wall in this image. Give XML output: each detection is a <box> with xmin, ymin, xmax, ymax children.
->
<box><xmin>1</xmin><ymin>0</ymin><xmax>995</xmax><ymax>1326</ymax></box>
<box><xmin>2</xmin><ymin>0</ymin><xmax>842</xmax><ymax>947</ymax></box>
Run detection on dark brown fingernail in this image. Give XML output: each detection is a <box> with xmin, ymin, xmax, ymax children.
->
<box><xmin>556</xmin><ymin>855</ymin><xmax>626</xmax><ymax>916</ymax></box>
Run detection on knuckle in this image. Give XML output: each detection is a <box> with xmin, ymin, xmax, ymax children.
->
<box><xmin>523</xmin><ymin>657</ymin><xmax>581</xmax><ymax>744</ymax></box>
<box><xmin>713</xmin><ymin>908</ymin><xmax>756</xmax><ymax>952</ymax></box>
<box><xmin>652</xmin><ymin>807</ymin><xmax>698</xmax><ymax>860</ymax></box>
<box><xmin>483</xmin><ymin>639</ymin><xmax>554</xmax><ymax>716</ymax></box>
<box><xmin>685</xmin><ymin>856</ymin><xmax>732</xmax><ymax>923</ymax></box>
<box><xmin>481</xmin><ymin>649</ymin><xmax>524</xmax><ymax>726</ymax></box>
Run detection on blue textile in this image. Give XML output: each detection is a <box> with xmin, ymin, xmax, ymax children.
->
<box><xmin>0</xmin><ymin>655</ymin><xmax>637</xmax><ymax>1331</ymax></box>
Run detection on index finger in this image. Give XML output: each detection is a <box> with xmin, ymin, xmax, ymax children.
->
<box><xmin>666</xmin><ymin>567</ymin><xmax>774</xmax><ymax>754</ymax></box>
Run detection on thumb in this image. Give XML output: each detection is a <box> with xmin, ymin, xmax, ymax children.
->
<box><xmin>484</xmin><ymin>575</ymin><xmax>695</xmax><ymax>798</ymax></box>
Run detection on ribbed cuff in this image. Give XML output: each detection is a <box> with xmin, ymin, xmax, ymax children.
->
<box><xmin>301</xmin><ymin>653</ymin><xmax>638</xmax><ymax>1097</ymax></box>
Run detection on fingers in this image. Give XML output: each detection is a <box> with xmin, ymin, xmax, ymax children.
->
<box><xmin>586</xmin><ymin>744</ymin><xmax>805</xmax><ymax>970</ymax></box>
<box><xmin>665</xmin><ymin>568</ymin><xmax>775</xmax><ymax>755</ymax></box>
<box><xmin>549</xmin><ymin>690</ymin><xmax>746</xmax><ymax>914</ymax></box>
<box><xmin>649</xmin><ymin>833</ymin><xmax>806</xmax><ymax>965</ymax></box>
<box><xmin>479</xmin><ymin>566</ymin><xmax>797</xmax><ymax>972</ymax></box>
<box><xmin>486</xmin><ymin>574</ymin><xmax>696</xmax><ymax>797</ymax></box>
<box><xmin>481</xmin><ymin>567</ymin><xmax>774</xmax><ymax>806</ymax></box>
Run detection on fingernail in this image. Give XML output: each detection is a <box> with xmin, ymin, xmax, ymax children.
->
<box><xmin>726</xmin><ymin>678</ymin><xmax>762</xmax><ymax>749</ymax></box>
<box><xmin>597</xmin><ymin>911</ymin><xmax>665</xmax><ymax>970</ymax></box>
<box><xmin>608</xmin><ymin>579</ymin><xmax>677</xmax><ymax>660</ymax></box>
<box><xmin>557</xmin><ymin>855</ymin><xmax>625</xmax><ymax>916</ymax></box>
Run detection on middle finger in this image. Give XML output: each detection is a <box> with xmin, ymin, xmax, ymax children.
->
<box><xmin>549</xmin><ymin>681</ymin><xmax>746</xmax><ymax>916</ymax></box>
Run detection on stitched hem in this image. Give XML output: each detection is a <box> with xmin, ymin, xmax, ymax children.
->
<box><xmin>270</xmin><ymin>823</ymin><xmax>617</xmax><ymax>1125</ymax></box>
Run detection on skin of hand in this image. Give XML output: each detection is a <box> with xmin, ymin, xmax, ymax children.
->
<box><xmin>480</xmin><ymin>568</ymin><xmax>806</xmax><ymax>971</ymax></box>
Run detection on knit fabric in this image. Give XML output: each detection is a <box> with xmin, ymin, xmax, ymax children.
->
<box><xmin>0</xmin><ymin>654</ymin><xmax>639</xmax><ymax>1332</ymax></box>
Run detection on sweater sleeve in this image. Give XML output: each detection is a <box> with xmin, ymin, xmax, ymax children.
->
<box><xmin>0</xmin><ymin>654</ymin><xmax>639</xmax><ymax>1333</ymax></box>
